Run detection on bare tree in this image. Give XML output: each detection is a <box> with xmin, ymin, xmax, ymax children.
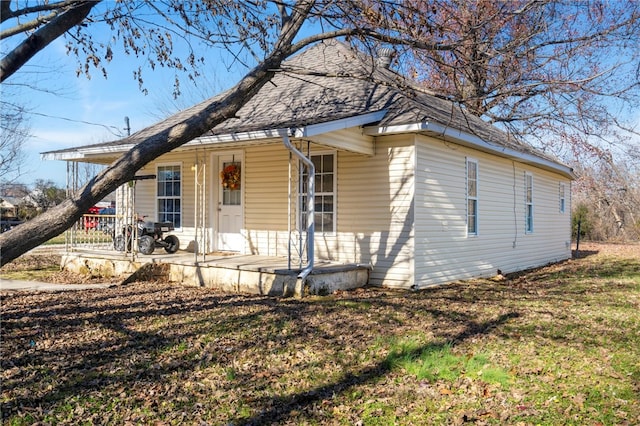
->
<box><xmin>351</xmin><ymin>0</ymin><xmax>640</xmax><ymax>159</ymax></box>
<box><xmin>0</xmin><ymin>0</ymin><xmax>99</xmax><ymax>82</ymax></box>
<box><xmin>4</xmin><ymin>1</ymin><xmax>636</xmax><ymax>263</ymax></box>
<box><xmin>0</xmin><ymin>0</ymin><xmax>466</xmax><ymax>265</ymax></box>
<box><xmin>572</xmin><ymin>158</ymin><xmax>640</xmax><ymax>242</ymax></box>
<box><xmin>0</xmin><ymin>96</ymin><xmax>29</xmax><ymax>182</ymax></box>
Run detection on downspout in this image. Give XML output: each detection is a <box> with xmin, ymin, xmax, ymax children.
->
<box><xmin>282</xmin><ymin>132</ymin><xmax>315</xmax><ymax>283</ymax></box>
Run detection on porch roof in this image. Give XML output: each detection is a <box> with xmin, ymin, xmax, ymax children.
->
<box><xmin>41</xmin><ymin>40</ymin><xmax>574</xmax><ymax>179</ymax></box>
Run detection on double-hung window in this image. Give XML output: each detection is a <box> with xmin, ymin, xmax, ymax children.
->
<box><xmin>466</xmin><ymin>158</ymin><xmax>478</xmax><ymax>236</ymax></box>
<box><xmin>559</xmin><ymin>182</ymin><xmax>566</xmax><ymax>213</ymax></box>
<box><xmin>157</xmin><ymin>164</ymin><xmax>181</xmax><ymax>228</ymax></box>
<box><xmin>525</xmin><ymin>172</ymin><xmax>533</xmax><ymax>233</ymax></box>
<box><xmin>300</xmin><ymin>153</ymin><xmax>335</xmax><ymax>233</ymax></box>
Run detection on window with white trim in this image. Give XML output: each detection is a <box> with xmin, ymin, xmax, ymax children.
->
<box><xmin>157</xmin><ymin>164</ymin><xmax>181</xmax><ymax>228</ymax></box>
<box><xmin>525</xmin><ymin>172</ymin><xmax>533</xmax><ymax>233</ymax></box>
<box><xmin>466</xmin><ymin>158</ymin><xmax>478</xmax><ymax>235</ymax></box>
<box><xmin>300</xmin><ymin>153</ymin><xmax>335</xmax><ymax>233</ymax></box>
<box><xmin>559</xmin><ymin>182</ymin><xmax>566</xmax><ymax>213</ymax></box>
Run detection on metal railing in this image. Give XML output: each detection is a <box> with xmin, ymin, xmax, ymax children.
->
<box><xmin>66</xmin><ymin>214</ymin><xmax>120</xmax><ymax>251</ymax></box>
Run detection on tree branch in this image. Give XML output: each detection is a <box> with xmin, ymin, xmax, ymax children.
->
<box><xmin>0</xmin><ymin>0</ymin><xmax>313</xmax><ymax>266</ymax></box>
<box><xmin>0</xmin><ymin>0</ymin><xmax>99</xmax><ymax>83</ymax></box>
<box><xmin>0</xmin><ymin>0</ymin><xmax>82</xmax><ymax>22</ymax></box>
<box><xmin>0</xmin><ymin>10</ymin><xmax>59</xmax><ymax>39</ymax></box>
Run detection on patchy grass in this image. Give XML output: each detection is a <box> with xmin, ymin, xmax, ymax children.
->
<box><xmin>0</xmin><ymin>254</ymin><xmax>62</xmax><ymax>281</ymax></box>
<box><xmin>1</xmin><ymin>253</ymin><xmax>123</xmax><ymax>285</ymax></box>
<box><xmin>1</xmin><ymin>242</ymin><xmax>639</xmax><ymax>425</ymax></box>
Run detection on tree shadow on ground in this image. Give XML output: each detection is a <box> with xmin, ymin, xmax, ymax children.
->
<box><xmin>237</xmin><ymin>312</ymin><xmax>519</xmax><ymax>425</ymax></box>
<box><xmin>2</xmin><ymin>244</ymin><xmax>638</xmax><ymax>424</ymax></box>
<box><xmin>572</xmin><ymin>249</ymin><xmax>599</xmax><ymax>259</ymax></box>
<box><xmin>1</xmin><ymin>281</ymin><xmax>521</xmax><ymax>424</ymax></box>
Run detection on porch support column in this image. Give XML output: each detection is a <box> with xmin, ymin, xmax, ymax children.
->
<box><xmin>282</xmin><ymin>131</ymin><xmax>314</xmax><ymax>282</ymax></box>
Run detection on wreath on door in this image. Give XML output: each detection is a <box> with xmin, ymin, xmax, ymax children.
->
<box><xmin>220</xmin><ymin>163</ymin><xmax>241</xmax><ymax>189</ymax></box>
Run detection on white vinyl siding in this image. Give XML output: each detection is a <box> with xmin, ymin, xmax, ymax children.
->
<box><xmin>466</xmin><ymin>158</ymin><xmax>478</xmax><ymax>236</ymax></box>
<box><xmin>337</xmin><ymin>136</ymin><xmax>415</xmax><ymax>288</ymax></box>
<box><xmin>242</xmin><ymin>139</ymin><xmax>415</xmax><ymax>289</ymax></box>
<box><xmin>130</xmin><ymin>152</ymin><xmax>203</xmax><ymax>250</ymax></box>
<box><xmin>244</xmin><ymin>144</ymin><xmax>290</xmax><ymax>256</ymax></box>
<box><xmin>414</xmin><ymin>134</ymin><xmax>571</xmax><ymax>288</ymax></box>
<box><xmin>125</xmin><ymin>133</ymin><xmax>570</xmax><ymax>290</ymax></box>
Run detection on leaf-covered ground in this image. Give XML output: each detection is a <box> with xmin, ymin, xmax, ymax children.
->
<box><xmin>1</xmin><ymin>242</ymin><xmax>639</xmax><ymax>425</ymax></box>
<box><xmin>0</xmin><ymin>253</ymin><xmax>124</xmax><ymax>284</ymax></box>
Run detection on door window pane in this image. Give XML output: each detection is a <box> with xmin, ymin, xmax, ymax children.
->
<box><xmin>221</xmin><ymin>161</ymin><xmax>241</xmax><ymax>206</ymax></box>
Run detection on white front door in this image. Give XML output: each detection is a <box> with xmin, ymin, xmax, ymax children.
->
<box><xmin>216</xmin><ymin>154</ymin><xmax>243</xmax><ymax>251</ymax></box>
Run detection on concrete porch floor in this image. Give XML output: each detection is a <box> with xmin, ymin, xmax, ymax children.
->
<box><xmin>61</xmin><ymin>248</ymin><xmax>370</xmax><ymax>297</ymax></box>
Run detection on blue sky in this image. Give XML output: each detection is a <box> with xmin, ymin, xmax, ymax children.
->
<box><xmin>4</xmin><ymin>26</ymin><xmax>243</xmax><ymax>187</ymax></box>
<box><xmin>3</xmin><ymin>8</ymin><xmax>638</xmax><ymax>188</ymax></box>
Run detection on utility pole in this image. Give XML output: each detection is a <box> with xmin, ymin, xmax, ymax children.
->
<box><xmin>124</xmin><ymin>116</ymin><xmax>131</xmax><ymax>136</ymax></box>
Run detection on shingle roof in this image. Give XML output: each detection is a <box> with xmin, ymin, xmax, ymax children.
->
<box><xmin>204</xmin><ymin>40</ymin><xmax>543</xmax><ymax>155</ymax></box>
<box><xmin>43</xmin><ymin>39</ymin><xmax>559</xmax><ymax>165</ymax></box>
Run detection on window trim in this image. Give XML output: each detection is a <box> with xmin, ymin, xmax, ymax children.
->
<box><xmin>466</xmin><ymin>157</ymin><xmax>479</xmax><ymax>236</ymax></box>
<box><xmin>525</xmin><ymin>172</ymin><xmax>533</xmax><ymax>234</ymax></box>
<box><xmin>299</xmin><ymin>151</ymin><xmax>336</xmax><ymax>235</ymax></box>
<box><xmin>559</xmin><ymin>182</ymin><xmax>566</xmax><ymax>214</ymax></box>
<box><xmin>156</xmin><ymin>162</ymin><xmax>183</xmax><ymax>230</ymax></box>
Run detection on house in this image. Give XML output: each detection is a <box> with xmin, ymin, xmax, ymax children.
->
<box><xmin>0</xmin><ymin>196</ymin><xmax>24</xmax><ymax>232</ymax></box>
<box><xmin>42</xmin><ymin>40</ymin><xmax>574</xmax><ymax>290</ymax></box>
<box><xmin>0</xmin><ymin>197</ymin><xmax>19</xmax><ymax>218</ymax></box>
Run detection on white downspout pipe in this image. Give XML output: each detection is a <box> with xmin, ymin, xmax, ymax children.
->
<box><xmin>282</xmin><ymin>132</ymin><xmax>314</xmax><ymax>282</ymax></box>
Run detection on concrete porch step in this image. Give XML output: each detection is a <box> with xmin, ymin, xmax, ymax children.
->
<box><xmin>61</xmin><ymin>251</ymin><xmax>370</xmax><ymax>297</ymax></box>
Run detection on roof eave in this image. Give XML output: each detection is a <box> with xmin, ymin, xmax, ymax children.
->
<box><xmin>194</xmin><ymin>110</ymin><xmax>388</xmax><ymax>145</ymax></box>
<box><xmin>364</xmin><ymin>121</ymin><xmax>576</xmax><ymax>179</ymax></box>
<box><xmin>41</xmin><ymin>143</ymin><xmax>136</xmax><ymax>161</ymax></box>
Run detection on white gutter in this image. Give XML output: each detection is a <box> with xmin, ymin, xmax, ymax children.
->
<box><xmin>42</xmin><ymin>112</ymin><xmax>389</xmax><ymax>162</ymax></box>
<box><xmin>282</xmin><ymin>131</ymin><xmax>315</xmax><ymax>282</ymax></box>
<box><xmin>292</xmin><ymin>110</ymin><xmax>388</xmax><ymax>138</ymax></box>
<box><xmin>364</xmin><ymin>121</ymin><xmax>576</xmax><ymax>179</ymax></box>
<box><xmin>41</xmin><ymin>144</ymin><xmax>135</xmax><ymax>161</ymax></box>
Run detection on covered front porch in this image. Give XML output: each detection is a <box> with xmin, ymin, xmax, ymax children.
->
<box><xmin>56</xmin><ymin>120</ymin><xmax>381</xmax><ymax>296</ymax></box>
<box><xmin>61</xmin><ymin>248</ymin><xmax>370</xmax><ymax>297</ymax></box>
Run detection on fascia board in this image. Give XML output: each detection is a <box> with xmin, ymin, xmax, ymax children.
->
<box><xmin>41</xmin><ymin>151</ymin><xmax>84</xmax><ymax>161</ymax></box>
<box><xmin>364</xmin><ymin>121</ymin><xmax>575</xmax><ymax>179</ymax></box>
<box><xmin>193</xmin><ymin>128</ymin><xmax>286</xmax><ymax>144</ymax></box>
<box><xmin>180</xmin><ymin>111</ymin><xmax>389</xmax><ymax>145</ymax></box>
<box><xmin>292</xmin><ymin>110</ymin><xmax>388</xmax><ymax>138</ymax></box>
<box><xmin>363</xmin><ymin>122</ymin><xmax>426</xmax><ymax>135</ymax></box>
<box><xmin>41</xmin><ymin>112</ymin><xmax>390</xmax><ymax>161</ymax></box>
<box><xmin>41</xmin><ymin>143</ymin><xmax>135</xmax><ymax>161</ymax></box>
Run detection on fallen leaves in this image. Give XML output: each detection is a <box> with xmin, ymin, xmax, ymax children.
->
<box><xmin>1</xmin><ymin>242</ymin><xmax>639</xmax><ymax>424</ymax></box>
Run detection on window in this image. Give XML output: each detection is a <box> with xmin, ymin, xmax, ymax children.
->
<box><xmin>157</xmin><ymin>164</ymin><xmax>181</xmax><ymax>228</ymax></box>
<box><xmin>300</xmin><ymin>153</ymin><xmax>334</xmax><ymax>233</ymax></box>
<box><xmin>221</xmin><ymin>161</ymin><xmax>241</xmax><ymax>206</ymax></box>
<box><xmin>559</xmin><ymin>182</ymin><xmax>566</xmax><ymax>213</ymax></box>
<box><xmin>525</xmin><ymin>173</ymin><xmax>533</xmax><ymax>233</ymax></box>
<box><xmin>466</xmin><ymin>158</ymin><xmax>478</xmax><ymax>235</ymax></box>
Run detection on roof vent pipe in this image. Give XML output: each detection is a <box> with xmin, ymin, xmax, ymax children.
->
<box><xmin>376</xmin><ymin>47</ymin><xmax>394</xmax><ymax>69</ymax></box>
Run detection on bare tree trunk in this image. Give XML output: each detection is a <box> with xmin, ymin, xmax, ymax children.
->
<box><xmin>0</xmin><ymin>1</ymin><xmax>98</xmax><ymax>82</ymax></box>
<box><xmin>0</xmin><ymin>1</ymin><xmax>313</xmax><ymax>266</ymax></box>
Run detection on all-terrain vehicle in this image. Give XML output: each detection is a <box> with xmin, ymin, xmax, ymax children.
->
<box><xmin>114</xmin><ymin>216</ymin><xmax>180</xmax><ymax>255</ymax></box>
